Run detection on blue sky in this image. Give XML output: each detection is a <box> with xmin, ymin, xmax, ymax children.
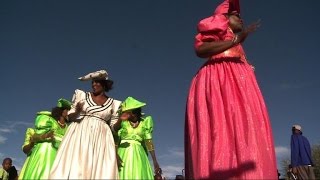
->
<box><xmin>1</xmin><ymin>0</ymin><xmax>319</xmax><ymax>178</ymax></box>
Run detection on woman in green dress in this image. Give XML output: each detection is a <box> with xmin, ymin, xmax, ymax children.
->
<box><xmin>18</xmin><ymin>128</ymin><xmax>34</xmax><ymax>179</ymax></box>
<box><xmin>21</xmin><ymin>99</ymin><xmax>71</xmax><ymax>180</ymax></box>
<box><xmin>114</xmin><ymin>97</ymin><xmax>162</xmax><ymax>179</ymax></box>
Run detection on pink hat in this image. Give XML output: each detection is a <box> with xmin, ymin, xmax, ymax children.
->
<box><xmin>214</xmin><ymin>0</ymin><xmax>240</xmax><ymax>15</ymax></box>
<box><xmin>197</xmin><ymin>0</ymin><xmax>240</xmax><ymax>39</ymax></box>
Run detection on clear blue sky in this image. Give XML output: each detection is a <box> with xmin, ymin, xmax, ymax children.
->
<box><xmin>1</xmin><ymin>0</ymin><xmax>319</xmax><ymax>178</ymax></box>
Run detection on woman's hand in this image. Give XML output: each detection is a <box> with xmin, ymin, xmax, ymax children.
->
<box><xmin>113</xmin><ymin>111</ymin><xmax>132</xmax><ymax>132</ymax></box>
<box><xmin>75</xmin><ymin>101</ymin><xmax>84</xmax><ymax>114</ymax></box>
<box><xmin>119</xmin><ymin>112</ymin><xmax>132</xmax><ymax>121</ymax></box>
<box><xmin>42</xmin><ymin>131</ymin><xmax>55</xmax><ymax>141</ymax></box>
<box><xmin>154</xmin><ymin>162</ymin><xmax>162</xmax><ymax>180</ymax></box>
<box><xmin>236</xmin><ymin>19</ymin><xmax>261</xmax><ymax>44</ymax></box>
<box><xmin>292</xmin><ymin>167</ymin><xmax>297</xmax><ymax>175</ymax></box>
<box><xmin>30</xmin><ymin>131</ymin><xmax>55</xmax><ymax>143</ymax></box>
<box><xmin>69</xmin><ymin>101</ymin><xmax>84</xmax><ymax>123</ymax></box>
<box><xmin>154</xmin><ymin>161</ymin><xmax>161</xmax><ymax>175</ymax></box>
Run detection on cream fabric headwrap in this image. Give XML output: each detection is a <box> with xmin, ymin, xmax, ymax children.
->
<box><xmin>78</xmin><ymin>70</ymin><xmax>109</xmax><ymax>81</ymax></box>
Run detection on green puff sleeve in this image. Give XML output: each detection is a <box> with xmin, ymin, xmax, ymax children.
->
<box><xmin>143</xmin><ymin>116</ymin><xmax>154</xmax><ymax>140</ymax></box>
<box><xmin>34</xmin><ymin>111</ymin><xmax>56</xmax><ymax>141</ymax></box>
<box><xmin>21</xmin><ymin>128</ymin><xmax>35</xmax><ymax>152</ymax></box>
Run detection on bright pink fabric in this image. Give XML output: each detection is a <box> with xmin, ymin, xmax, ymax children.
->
<box><xmin>185</xmin><ymin>1</ymin><xmax>278</xmax><ymax>179</ymax></box>
<box><xmin>195</xmin><ymin>0</ymin><xmax>239</xmax><ymax>45</ymax></box>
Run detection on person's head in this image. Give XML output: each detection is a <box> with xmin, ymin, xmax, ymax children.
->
<box><xmin>51</xmin><ymin>107</ymin><xmax>69</xmax><ymax>121</ymax></box>
<box><xmin>51</xmin><ymin>98</ymin><xmax>71</xmax><ymax>121</ymax></box>
<box><xmin>77</xmin><ymin>70</ymin><xmax>113</xmax><ymax>94</ymax></box>
<box><xmin>292</xmin><ymin>124</ymin><xmax>302</xmax><ymax>135</ymax></box>
<box><xmin>226</xmin><ymin>11</ymin><xmax>243</xmax><ymax>33</ymax></box>
<box><xmin>120</xmin><ymin>97</ymin><xmax>146</xmax><ymax>121</ymax></box>
<box><xmin>91</xmin><ymin>78</ymin><xmax>113</xmax><ymax>94</ymax></box>
<box><xmin>2</xmin><ymin>158</ymin><xmax>12</xmax><ymax>171</ymax></box>
<box><xmin>122</xmin><ymin>108</ymin><xmax>143</xmax><ymax>122</ymax></box>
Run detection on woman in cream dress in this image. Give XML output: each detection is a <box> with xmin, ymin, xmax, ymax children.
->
<box><xmin>49</xmin><ymin>70</ymin><xmax>121</xmax><ymax>179</ymax></box>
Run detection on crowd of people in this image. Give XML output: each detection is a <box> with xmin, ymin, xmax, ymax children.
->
<box><xmin>1</xmin><ymin>0</ymin><xmax>317</xmax><ymax>179</ymax></box>
<box><xmin>2</xmin><ymin>70</ymin><xmax>163</xmax><ymax>180</ymax></box>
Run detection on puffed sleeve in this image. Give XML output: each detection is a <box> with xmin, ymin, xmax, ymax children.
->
<box><xmin>34</xmin><ymin>113</ymin><xmax>54</xmax><ymax>137</ymax></box>
<box><xmin>21</xmin><ymin>128</ymin><xmax>35</xmax><ymax>151</ymax></box>
<box><xmin>195</xmin><ymin>14</ymin><xmax>229</xmax><ymax>49</ymax></box>
<box><xmin>68</xmin><ymin>89</ymin><xmax>86</xmax><ymax>115</ymax></box>
<box><xmin>144</xmin><ymin>116</ymin><xmax>154</xmax><ymax>140</ymax></box>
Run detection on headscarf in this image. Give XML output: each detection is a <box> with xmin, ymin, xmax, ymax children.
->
<box><xmin>195</xmin><ymin>0</ymin><xmax>240</xmax><ymax>48</ymax></box>
<box><xmin>57</xmin><ymin>98</ymin><xmax>72</xmax><ymax>110</ymax></box>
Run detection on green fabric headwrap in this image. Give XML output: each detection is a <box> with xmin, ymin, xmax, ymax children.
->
<box><xmin>121</xmin><ymin>96</ymin><xmax>146</xmax><ymax>112</ymax></box>
<box><xmin>37</xmin><ymin>111</ymin><xmax>51</xmax><ymax>116</ymax></box>
<box><xmin>57</xmin><ymin>98</ymin><xmax>72</xmax><ymax>109</ymax></box>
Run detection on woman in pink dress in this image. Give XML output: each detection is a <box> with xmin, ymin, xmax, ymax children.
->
<box><xmin>185</xmin><ymin>0</ymin><xmax>278</xmax><ymax>179</ymax></box>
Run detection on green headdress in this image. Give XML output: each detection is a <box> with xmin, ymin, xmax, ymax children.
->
<box><xmin>57</xmin><ymin>98</ymin><xmax>72</xmax><ymax>109</ymax></box>
<box><xmin>120</xmin><ymin>96</ymin><xmax>146</xmax><ymax>112</ymax></box>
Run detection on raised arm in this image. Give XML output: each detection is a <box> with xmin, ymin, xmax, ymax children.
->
<box><xmin>196</xmin><ymin>20</ymin><xmax>261</xmax><ymax>58</ymax></box>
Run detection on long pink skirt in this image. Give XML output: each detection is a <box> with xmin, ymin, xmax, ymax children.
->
<box><xmin>185</xmin><ymin>59</ymin><xmax>278</xmax><ymax>179</ymax></box>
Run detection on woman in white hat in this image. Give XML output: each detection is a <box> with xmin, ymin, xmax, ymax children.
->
<box><xmin>49</xmin><ymin>70</ymin><xmax>122</xmax><ymax>179</ymax></box>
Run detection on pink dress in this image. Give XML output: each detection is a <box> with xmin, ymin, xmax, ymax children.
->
<box><xmin>185</xmin><ymin>27</ymin><xmax>278</xmax><ymax>179</ymax></box>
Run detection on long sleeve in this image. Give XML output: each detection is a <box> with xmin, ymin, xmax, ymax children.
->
<box><xmin>22</xmin><ymin>128</ymin><xmax>35</xmax><ymax>150</ymax></box>
<box><xmin>291</xmin><ymin>135</ymin><xmax>300</xmax><ymax>167</ymax></box>
<box><xmin>109</xmin><ymin>99</ymin><xmax>121</xmax><ymax>132</ymax></box>
<box><xmin>303</xmin><ymin>136</ymin><xmax>314</xmax><ymax>166</ymax></box>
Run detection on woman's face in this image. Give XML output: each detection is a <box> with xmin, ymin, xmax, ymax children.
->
<box><xmin>228</xmin><ymin>12</ymin><xmax>243</xmax><ymax>33</ymax></box>
<box><xmin>62</xmin><ymin>109</ymin><xmax>69</xmax><ymax>120</ymax></box>
<box><xmin>92</xmin><ymin>80</ymin><xmax>105</xmax><ymax>94</ymax></box>
<box><xmin>120</xmin><ymin>110</ymin><xmax>137</xmax><ymax>121</ymax></box>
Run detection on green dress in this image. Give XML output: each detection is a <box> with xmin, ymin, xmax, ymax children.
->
<box><xmin>18</xmin><ymin>128</ymin><xmax>35</xmax><ymax>180</ymax></box>
<box><xmin>21</xmin><ymin>111</ymin><xmax>68</xmax><ymax>180</ymax></box>
<box><xmin>0</xmin><ymin>168</ymin><xmax>9</xmax><ymax>180</ymax></box>
<box><xmin>118</xmin><ymin>116</ymin><xmax>154</xmax><ymax>179</ymax></box>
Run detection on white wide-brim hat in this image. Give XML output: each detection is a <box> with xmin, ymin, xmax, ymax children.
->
<box><xmin>78</xmin><ymin>70</ymin><xmax>108</xmax><ymax>81</ymax></box>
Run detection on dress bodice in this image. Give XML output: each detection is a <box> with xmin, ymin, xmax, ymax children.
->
<box><xmin>69</xmin><ymin>89</ymin><xmax>121</xmax><ymax>125</ymax></box>
<box><xmin>195</xmin><ymin>27</ymin><xmax>249</xmax><ymax>63</ymax></box>
<box><xmin>118</xmin><ymin>116</ymin><xmax>154</xmax><ymax>143</ymax></box>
